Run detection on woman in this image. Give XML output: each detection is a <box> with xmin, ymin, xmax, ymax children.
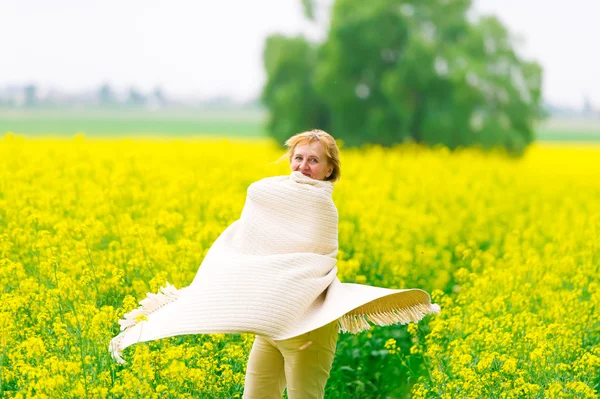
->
<box><xmin>241</xmin><ymin>130</ymin><xmax>340</xmax><ymax>398</ymax></box>
<box><xmin>108</xmin><ymin>129</ymin><xmax>440</xmax><ymax>398</ymax></box>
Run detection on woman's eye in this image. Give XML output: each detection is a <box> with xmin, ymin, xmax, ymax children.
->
<box><xmin>310</xmin><ymin>159</ymin><xmax>317</xmax><ymax>163</ymax></box>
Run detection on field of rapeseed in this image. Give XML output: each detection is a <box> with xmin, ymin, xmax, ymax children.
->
<box><xmin>0</xmin><ymin>133</ymin><xmax>598</xmax><ymax>398</ymax></box>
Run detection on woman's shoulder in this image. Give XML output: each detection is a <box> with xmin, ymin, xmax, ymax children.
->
<box><xmin>246</xmin><ymin>175</ymin><xmax>288</xmax><ymax>195</ymax></box>
<box><xmin>250</xmin><ymin>174</ymin><xmax>288</xmax><ymax>187</ymax></box>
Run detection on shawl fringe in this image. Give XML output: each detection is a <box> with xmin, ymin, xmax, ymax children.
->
<box><xmin>109</xmin><ymin>334</ymin><xmax>127</xmax><ymax>364</ymax></box>
<box><xmin>338</xmin><ymin>303</ymin><xmax>441</xmax><ymax>334</ymax></box>
<box><xmin>110</xmin><ymin>282</ymin><xmax>182</xmax><ymax>364</ymax></box>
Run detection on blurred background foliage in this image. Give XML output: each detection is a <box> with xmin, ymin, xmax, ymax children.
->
<box><xmin>263</xmin><ymin>0</ymin><xmax>543</xmax><ymax>155</ymax></box>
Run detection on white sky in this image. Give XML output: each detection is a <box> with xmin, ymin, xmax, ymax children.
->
<box><xmin>1</xmin><ymin>0</ymin><xmax>598</xmax><ymax>108</ymax></box>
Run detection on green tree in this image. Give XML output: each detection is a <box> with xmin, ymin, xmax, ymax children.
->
<box><xmin>24</xmin><ymin>84</ymin><xmax>38</xmax><ymax>107</ymax></box>
<box><xmin>262</xmin><ymin>35</ymin><xmax>329</xmax><ymax>144</ymax></box>
<box><xmin>127</xmin><ymin>87</ymin><xmax>147</xmax><ymax>107</ymax></box>
<box><xmin>98</xmin><ymin>83</ymin><xmax>116</xmax><ymax>106</ymax></box>
<box><xmin>262</xmin><ymin>0</ymin><xmax>543</xmax><ymax>155</ymax></box>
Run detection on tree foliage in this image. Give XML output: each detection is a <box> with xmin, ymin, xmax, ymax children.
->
<box><xmin>262</xmin><ymin>35</ymin><xmax>329</xmax><ymax>145</ymax></box>
<box><xmin>262</xmin><ymin>0</ymin><xmax>543</xmax><ymax>154</ymax></box>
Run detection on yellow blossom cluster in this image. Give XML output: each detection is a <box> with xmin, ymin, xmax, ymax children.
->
<box><xmin>411</xmin><ymin>145</ymin><xmax>600</xmax><ymax>398</ymax></box>
<box><xmin>1</xmin><ymin>132</ymin><xmax>598</xmax><ymax>398</ymax></box>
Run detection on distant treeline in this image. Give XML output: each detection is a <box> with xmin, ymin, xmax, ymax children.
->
<box><xmin>0</xmin><ymin>84</ymin><xmax>260</xmax><ymax>110</ymax></box>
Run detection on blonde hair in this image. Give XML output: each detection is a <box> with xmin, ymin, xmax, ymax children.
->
<box><xmin>277</xmin><ymin>129</ymin><xmax>342</xmax><ymax>183</ymax></box>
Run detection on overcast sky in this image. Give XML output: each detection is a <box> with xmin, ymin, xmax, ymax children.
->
<box><xmin>1</xmin><ymin>0</ymin><xmax>598</xmax><ymax>108</ymax></box>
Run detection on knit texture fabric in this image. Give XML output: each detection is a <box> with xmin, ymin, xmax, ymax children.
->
<box><xmin>109</xmin><ymin>171</ymin><xmax>440</xmax><ymax>364</ymax></box>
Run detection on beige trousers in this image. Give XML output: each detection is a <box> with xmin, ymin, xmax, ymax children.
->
<box><xmin>242</xmin><ymin>320</ymin><xmax>339</xmax><ymax>399</ymax></box>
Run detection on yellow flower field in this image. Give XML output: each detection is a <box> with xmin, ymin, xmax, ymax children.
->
<box><xmin>0</xmin><ymin>133</ymin><xmax>598</xmax><ymax>398</ymax></box>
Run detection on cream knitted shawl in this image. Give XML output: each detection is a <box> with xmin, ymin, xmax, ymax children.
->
<box><xmin>109</xmin><ymin>171</ymin><xmax>440</xmax><ymax>364</ymax></box>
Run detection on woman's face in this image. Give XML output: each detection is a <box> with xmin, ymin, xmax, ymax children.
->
<box><xmin>290</xmin><ymin>140</ymin><xmax>333</xmax><ymax>181</ymax></box>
